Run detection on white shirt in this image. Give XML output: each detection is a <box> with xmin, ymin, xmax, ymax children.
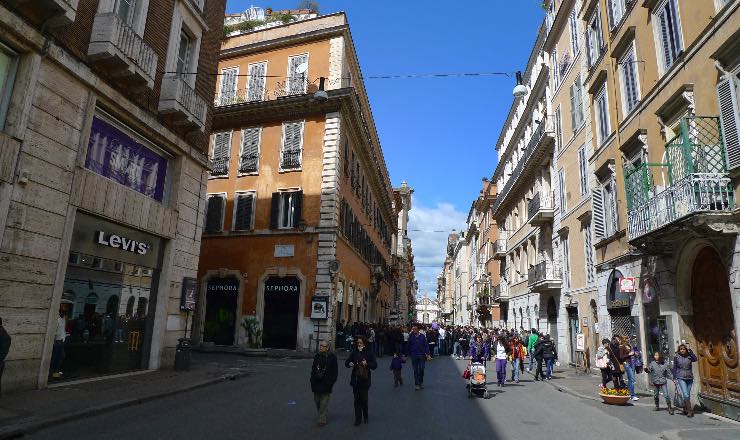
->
<box><xmin>439</xmin><ymin>328</ymin><xmax>446</xmax><ymax>339</ymax></box>
<box><xmin>495</xmin><ymin>342</ymin><xmax>507</xmax><ymax>360</ymax></box>
<box><xmin>403</xmin><ymin>332</ymin><xmax>409</xmax><ymax>342</ymax></box>
<box><xmin>55</xmin><ymin>316</ymin><xmax>66</xmax><ymax>341</ymax></box>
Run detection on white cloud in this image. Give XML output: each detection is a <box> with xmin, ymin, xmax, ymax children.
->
<box><xmin>407</xmin><ymin>201</ymin><xmax>467</xmax><ymax>299</ymax></box>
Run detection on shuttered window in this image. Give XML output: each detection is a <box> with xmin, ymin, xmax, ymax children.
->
<box><xmin>583</xmin><ymin>220</ymin><xmax>595</xmax><ymax>284</ymax></box>
<box><xmin>558</xmin><ymin>168</ymin><xmax>567</xmax><ymax>212</ymax></box>
<box><xmin>205</xmin><ymin>194</ymin><xmax>225</xmax><ymax>233</ymax></box>
<box><xmin>654</xmin><ymin>0</ymin><xmax>683</xmax><ymax>74</ymax></box>
<box><xmin>211</xmin><ymin>131</ymin><xmax>231</xmax><ymax>177</ymax></box>
<box><xmin>552</xmin><ymin>49</ymin><xmax>560</xmax><ymax>89</ymax></box>
<box><xmin>569</xmin><ymin>10</ymin><xmax>579</xmax><ymax>55</ymax></box>
<box><xmin>578</xmin><ymin>146</ymin><xmax>588</xmax><ymax>197</ymax></box>
<box><xmin>287</xmin><ymin>54</ymin><xmax>308</xmax><ymax>95</ymax></box>
<box><xmin>587</xmin><ymin>8</ymin><xmax>604</xmax><ymax>68</ymax></box>
<box><xmin>280</xmin><ymin>121</ymin><xmax>303</xmax><ymax>170</ymax></box>
<box><xmin>270</xmin><ymin>191</ymin><xmax>303</xmax><ymax>229</ymax></box>
<box><xmin>233</xmin><ymin>192</ymin><xmax>255</xmax><ymax>231</ymax></box>
<box><xmin>595</xmin><ymin>85</ymin><xmax>610</xmax><ymax>145</ymax></box>
<box><xmin>607</xmin><ymin>0</ymin><xmax>626</xmax><ymax>30</ymax></box>
<box><xmin>592</xmin><ymin>186</ymin><xmax>606</xmax><ymax>242</ymax></box>
<box><xmin>555</xmin><ymin>106</ymin><xmax>563</xmax><ymax>151</ymax></box>
<box><xmin>218</xmin><ymin>67</ymin><xmax>238</xmax><ymax>106</ymax></box>
<box><xmin>561</xmin><ymin>236</ymin><xmax>571</xmax><ymax>288</ymax></box>
<box><xmin>604</xmin><ymin>176</ymin><xmax>619</xmax><ymax>237</ymax></box>
<box><xmin>619</xmin><ymin>46</ymin><xmax>640</xmax><ymax>115</ymax></box>
<box><xmin>239</xmin><ymin>127</ymin><xmax>261</xmax><ymax>174</ymax></box>
<box><xmin>247</xmin><ymin>62</ymin><xmax>266</xmax><ymax>102</ymax></box>
<box><xmin>570</xmin><ymin>75</ymin><xmax>584</xmax><ymax>130</ymax></box>
<box><xmin>0</xmin><ymin>43</ymin><xmax>18</xmax><ymax>129</ymax></box>
<box><xmin>718</xmin><ymin>74</ymin><xmax>740</xmax><ymax>170</ymax></box>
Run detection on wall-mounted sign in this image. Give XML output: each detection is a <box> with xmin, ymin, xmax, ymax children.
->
<box><xmin>310</xmin><ymin>297</ymin><xmax>328</xmax><ymax>320</ymax></box>
<box><xmin>576</xmin><ymin>333</ymin><xmax>586</xmax><ymax>352</ymax></box>
<box><xmin>180</xmin><ymin>277</ymin><xmax>197</xmax><ymax>311</ymax></box>
<box><xmin>620</xmin><ymin>277</ymin><xmax>636</xmax><ymax>293</ymax></box>
<box><xmin>85</xmin><ymin>116</ymin><xmax>168</xmax><ymax>202</ymax></box>
<box><xmin>264</xmin><ymin>276</ymin><xmax>300</xmax><ymax>294</ymax></box>
<box><xmin>207</xmin><ymin>277</ymin><xmax>240</xmax><ymax>295</ymax></box>
<box><xmin>95</xmin><ymin>231</ymin><xmax>149</xmax><ymax>255</ymax></box>
<box><xmin>274</xmin><ymin>245</ymin><xmax>295</xmax><ymax>258</ymax></box>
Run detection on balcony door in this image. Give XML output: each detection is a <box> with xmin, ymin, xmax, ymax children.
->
<box><xmin>691</xmin><ymin>247</ymin><xmax>739</xmax><ymax>402</ymax></box>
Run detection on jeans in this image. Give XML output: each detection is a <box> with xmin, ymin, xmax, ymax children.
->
<box><xmin>512</xmin><ymin>359</ymin><xmax>521</xmax><ymax>382</ymax></box>
<box><xmin>313</xmin><ymin>392</ymin><xmax>331</xmax><ymax>424</ymax></box>
<box><xmin>653</xmin><ymin>384</ymin><xmax>670</xmax><ymax>405</ymax></box>
<box><xmin>624</xmin><ymin>362</ymin><xmax>636</xmax><ymax>398</ymax></box>
<box><xmin>50</xmin><ymin>340</ymin><xmax>65</xmax><ymax>373</ymax></box>
<box><xmin>438</xmin><ymin>339</ymin><xmax>446</xmax><ymax>355</ymax></box>
<box><xmin>352</xmin><ymin>385</ymin><xmax>369</xmax><ymax>422</ymax></box>
<box><xmin>528</xmin><ymin>351</ymin><xmax>535</xmax><ymax>370</ymax></box>
<box><xmin>411</xmin><ymin>355</ymin><xmax>426</xmax><ymax>386</ymax></box>
<box><xmin>676</xmin><ymin>378</ymin><xmax>693</xmax><ymax>402</ymax></box>
<box><xmin>495</xmin><ymin>359</ymin><xmax>507</xmax><ymax>385</ymax></box>
<box><xmin>453</xmin><ymin>342</ymin><xmax>461</xmax><ymax>357</ymax></box>
<box><xmin>545</xmin><ymin>358</ymin><xmax>554</xmax><ymax>379</ymax></box>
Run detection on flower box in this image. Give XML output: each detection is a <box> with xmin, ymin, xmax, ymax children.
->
<box><xmin>599</xmin><ymin>393</ymin><xmax>631</xmax><ymax>405</ymax></box>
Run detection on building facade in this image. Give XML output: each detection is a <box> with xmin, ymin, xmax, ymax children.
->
<box><xmin>415</xmin><ymin>296</ymin><xmax>440</xmax><ymax>324</ymax></box>
<box><xmin>0</xmin><ymin>0</ymin><xmax>223</xmax><ymax>391</ymax></box>
<box><xmin>392</xmin><ymin>181</ymin><xmax>416</xmax><ymax>326</ymax></box>
<box><xmin>196</xmin><ymin>12</ymin><xmax>398</xmax><ymax>352</ymax></box>
<box><xmin>470</xmin><ymin>178</ymin><xmax>501</xmax><ymax>327</ymax></box>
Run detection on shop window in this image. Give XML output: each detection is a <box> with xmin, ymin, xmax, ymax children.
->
<box><xmin>270</xmin><ymin>190</ymin><xmax>303</xmax><ymax>230</ymax></box>
<box><xmin>0</xmin><ymin>42</ymin><xmax>19</xmax><ymax>130</ymax></box>
<box><xmin>68</xmin><ymin>253</ymin><xmax>80</xmax><ymax>265</ymax></box>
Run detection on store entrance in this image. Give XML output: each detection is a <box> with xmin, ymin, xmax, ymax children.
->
<box><xmin>262</xmin><ymin>276</ymin><xmax>300</xmax><ymax>349</ymax></box>
<box><xmin>203</xmin><ymin>277</ymin><xmax>239</xmax><ymax>346</ymax></box>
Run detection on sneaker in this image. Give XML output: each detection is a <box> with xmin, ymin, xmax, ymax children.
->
<box><xmin>632</xmin><ymin>396</ymin><xmax>640</xmax><ymax>401</ymax></box>
<box><xmin>415</xmin><ymin>385</ymin><xmax>421</xmax><ymax>391</ymax></box>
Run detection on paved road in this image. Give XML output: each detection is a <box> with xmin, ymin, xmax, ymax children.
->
<box><xmin>27</xmin><ymin>354</ymin><xmax>740</xmax><ymax>440</ymax></box>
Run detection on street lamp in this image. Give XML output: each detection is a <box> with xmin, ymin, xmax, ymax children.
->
<box><xmin>314</xmin><ymin>77</ymin><xmax>328</xmax><ymax>101</ymax></box>
<box><xmin>513</xmin><ymin>71</ymin><xmax>528</xmax><ymax>98</ymax></box>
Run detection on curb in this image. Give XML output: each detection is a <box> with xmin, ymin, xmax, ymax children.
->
<box><xmin>194</xmin><ymin>348</ymin><xmax>315</xmax><ymax>360</ymax></box>
<box><xmin>0</xmin><ymin>371</ymin><xmax>249</xmax><ymax>440</ymax></box>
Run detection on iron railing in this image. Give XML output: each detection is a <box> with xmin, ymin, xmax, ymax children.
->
<box><xmin>528</xmin><ymin>191</ymin><xmax>553</xmax><ymax>221</ymax></box>
<box><xmin>528</xmin><ymin>261</ymin><xmax>561</xmax><ymax>287</ymax></box>
<box><xmin>625</xmin><ymin>117</ymin><xmax>734</xmax><ymax>240</ymax></box>
<box><xmin>492</xmin><ymin>116</ymin><xmax>554</xmax><ymax>214</ymax></box>
<box><xmin>239</xmin><ymin>155</ymin><xmax>259</xmax><ymax>174</ymax></box>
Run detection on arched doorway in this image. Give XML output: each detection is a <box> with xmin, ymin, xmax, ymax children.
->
<box><xmin>547</xmin><ymin>297</ymin><xmax>557</xmax><ymax>341</ymax></box>
<box><xmin>691</xmin><ymin>247</ymin><xmax>739</xmax><ymax>402</ymax></box>
<box><xmin>262</xmin><ymin>276</ymin><xmax>300</xmax><ymax>349</ymax></box>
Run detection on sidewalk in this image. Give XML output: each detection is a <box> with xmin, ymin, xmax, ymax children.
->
<box><xmin>0</xmin><ymin>352</ymin><xmax>250</xmax><ymax>439</ymax></box>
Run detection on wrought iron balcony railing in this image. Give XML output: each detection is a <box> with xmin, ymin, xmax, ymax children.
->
<box><xmin>88</xmin><ymin>13</ymin><xmax>158</xmax><ymax>89</ymax></box>
<box><xmin>239</xmin><ymin>155</ymin><xmax>259</xmax><ymax>174</ymax></box>
<box><xmin>214</xmin><ymin>78</ymin><xmax>351</xmax><ymax>107</ymax></box>
<box><xmin>625</xmin><ymin>117</ymin><xmax>734</xmax><ymax>241</ymax></box>
<box><xmin>280</xmin><ymin>150</ymin><xmax>302</xmax><ymax>170</ymax></box>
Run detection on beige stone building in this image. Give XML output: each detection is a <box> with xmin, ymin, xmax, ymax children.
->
<box><xmin>0</xmin><ymin>0</ymin><xmax>224</xmax><ymax>391</ymax></box>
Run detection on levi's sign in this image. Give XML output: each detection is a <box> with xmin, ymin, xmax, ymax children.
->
<box><xmin>95</xmin><ymin>231</ymin><xmax>150</xmax><ymax>255</ymax></box>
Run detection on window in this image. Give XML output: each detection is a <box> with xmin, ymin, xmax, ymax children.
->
<box><xmin>280</xmin><ymin>121</ymin><xmax>304</xmax><ymax>170</ymax></box>
<box><xmin>587</xmin><ymin>7</ymin><xmax>604</xmax><ymax>68</ymax></box>
<box><xmin>552</xmin><ymin>49</ymin><xmax>560</xmax><ymax>89</ymax></box>
<box><xmin>594</xmin><ymin>84</ymin><xmax>610</xmax><ymax>145</ymax></box>
<box><xmin>578</xmin><ymin>145</ymin><xmax>589</xmax><ymax>197</ymax></box>
<box><xmin>583</xmin><ymin>220</ymin><xmax>595</xmax><ymax>284</ymax></box>
<box><xmin>211</xmin><ymin>131</ymin><xmax>231</xmax><ymax>177</ymax></box>
<box><xmin>561</xmin><ymin>236</ymin><xmax>571</xmax><ymax>288</ymax></box>
<box><xmin>593</xmin><ymin>175</ymin><xmax>619</xmax><ymax>240</ymax></box>
<box><xmin>570</xmin><ymin>75</ymin><xmax>584</xmax><ymax>130</ymax></box>
<box><xmin>239</xmin><ymin>127</ymin><xmax>261</xmax><ymax>174</ymax></box>
<box><xmin>205</xmin><ymin>193</ymin><xmax>225</xmax><ymax>233</ymax></box>
<box><xmin>176</xmin><ymin>31</ymin><xmax>192</xmax><ymax>76</ymax></box>
<box><xmin>270</xmin><ymin>190</ymin><xmax>303</xmax><ymax>229</ymax></box>
<box><xmin>654</xmin><ymin>0</ymin><xmax>683</xmax><ymax>73</ymax></box>
<box><xmin>287</xmin><ymin>54</ymin><xmax>308</xmax><ymax>95</ymax></box>
<box><xmin>607</xmin><ymin>0</ymin><xmax>626</xmax><ymax>30</ymax></box>
<box><xmin>558</xmin><ymin>168</ymin><xmax>567</xmax><ymax>212</ymax></box>
<box><xmin>219</xmin><ymin>67</ymin><xmax>238</xmax><ymax>106</ymax></box>
<box><xmin>115</xmin><ymin>0</ymin><xmax>136</xmax><ymax>24</ymax></box>
<box><xmin>0</xmin><ymin>43</ymin><xmax>19</xmax><ymax>130</ymax></box>
<box><xmin>717</xmin><ymin>74</ymin><xmax>740</xmax><ymax>170</ymax></box>
<box><xmin>569</xmin><ymin>10</ymin><xmax>579</xmax><ymax>55</ymax></box>
<box><xmin>233</xmin><ymin>192</ymin><xmax>255</xmax><ymax>231</ymax></box>
<box><xmin>555</xmin><ymin>106</ymin><xmax>563</xmax><ymax>150</ymax></box>
<box><xmin>619</xmin><ymin>45</ymin><xmax>640</xmax><ymax>115</ymax></box>
<box><xmin>247</xmin><ymin>62</ymin><xmax>266</xmax><ymax>102</ymax></box>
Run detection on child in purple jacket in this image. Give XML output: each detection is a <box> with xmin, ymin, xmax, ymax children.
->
<box><xmin>390</xmin><ymin>352</ymin><xmax>406</xmax><ymax>387</ymax></box>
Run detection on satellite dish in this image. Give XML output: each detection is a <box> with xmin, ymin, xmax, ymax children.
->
<box><xmin>295</xmin><ymin>62</ymin><xmax>308</xmax><ymax>74</ymax></box>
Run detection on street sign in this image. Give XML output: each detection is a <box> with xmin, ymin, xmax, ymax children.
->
<box><xmin>620</xmin><ymin>277</ymin><xmax>636</xmax><ymax>293</ymax></box>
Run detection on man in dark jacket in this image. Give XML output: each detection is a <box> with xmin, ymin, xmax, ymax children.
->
<box><xmin>0</xmin><ymin>317</ymin><xmax>11</xmax><ymax>396</ymax></box>
<box><xmin>406</xmin><ymin>324</ymin><xmax>431</xmax><ymax>390</ymax></box>
<box><xmin>539</xmin><ymin>334</ymin><xmax>558</xmax><ymax>380</ymax></box>
<box><xmin>310</xmin><ymin>340</ymin><xmax>338</xmax><ymax>426</ymax></box>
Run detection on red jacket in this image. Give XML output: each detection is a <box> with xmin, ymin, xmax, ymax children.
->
<box><xmin>510</xmin><ymin>342</ymin><xmax>526</xmax><ymax>360</ymax></box>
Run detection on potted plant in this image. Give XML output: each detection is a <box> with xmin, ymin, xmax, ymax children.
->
<box><xmin>599</xmin><ymin>386</ymin><xmax>631</xmax><ymax>405</ymax></box>
<box><xmin>241</xmin><ymin>316</ymin><xmax>263</xmax><ymax>348</ymax></box>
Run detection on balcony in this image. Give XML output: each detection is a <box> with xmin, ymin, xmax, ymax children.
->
<box><xmin>6</xmin><ymin>0</ymin><xmax>78</xmax><ymax>26</ymax></box>
<box><xmin>159</xmin><ymin>75</ymin><xmax>208</xmax><ymax>132</ymax></box>
<box><xmin>528</xmin><ymin>191</ymin><xmax>554</xmax><ymax>226</ymax></box>
<box><xmin>492</xmin><ymin>237</ymin><xmax>507</xmax><ymax>259</ymax></box>
<box><xmin>492</xmin><ymin>283</ymin><xmax>509</xmax><ymax>302</ymax></box>
<box><xmin>528</xmin><ymin>261</ymin><xmax>561</xmax><ymax>293</ymax></box>
<box><xmin>625</xmin><ymin>117</ymin><xmax>734</xmax><ymax>242</ymax></box>
<box><xmin>492</xmin><ymin>117</ymin><xmax>556</xmax><ymax>215</ymax></box>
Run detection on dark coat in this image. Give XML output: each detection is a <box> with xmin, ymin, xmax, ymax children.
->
<box><xmin>310</xmin><ymin>352</ymin><xmax>338</xmax><ymax>394</ymax></box>
<box><xmin>0</xmin><ymin>327</ymin><xmax>10</xmax><ymax>362</ymax></box>
<box><xmin>534</xmin><ymin>339</ymin><xmax>557</xmax><ymax>360</ymax></box>
<box><xmin>345</xmin><ymin>349</ymin><xmax>378</xmax><ymax>388</ymax></box>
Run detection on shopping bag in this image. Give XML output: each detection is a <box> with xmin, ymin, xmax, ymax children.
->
<box><xmin>672</xmin><ymin>381</ymin><xmax>684</xmax><ymax>407</ymax></box>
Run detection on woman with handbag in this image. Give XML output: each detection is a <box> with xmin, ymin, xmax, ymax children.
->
<box><xmin>596</xmin><ymin>338</ymin><xmax>612</xmax><ymax>387</ymax></box>
<box><xmin>345</xmin><ymin>336</ymin><xmax>378</xmax><ymax>426</ymax></box>
<box><xmin>607</xmin><ymin>335</ymin><xmax>626</xmax><ymax>388</ymax></box>
<box><xmin>672</xmin><ymin>343</ymin><xmax>698</xmax><ymax>417</ymax></box>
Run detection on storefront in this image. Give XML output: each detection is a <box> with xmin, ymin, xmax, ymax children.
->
<box><xmin>56</xmin><ymin>212</ymin><xmax>163</xmax><ymax>381</ymax></box>
<box><xmin>203</xmin><ymin>277</ymin><xmax>239</xmax><ymax>346</ymax></box>
<box><xmin>606</xmin><ymin>270</ymin><xmax>638</xmax><ymax>345</ymax></box>
<box><xmin>261</xmin><ymin>276</ymin><xmax>301</xmax><ymax>349</ymax></box>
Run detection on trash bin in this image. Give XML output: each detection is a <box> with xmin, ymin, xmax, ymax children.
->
<box><xmin>174</xmin><ymin>338</ymin><xmax>192</xmax><ymax>371</ymax></box>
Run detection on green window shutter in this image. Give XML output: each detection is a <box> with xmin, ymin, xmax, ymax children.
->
<box><xmin>718</xmin><ymin>75</ymin><xmax>740</xmax><ymax>170</ymax></box>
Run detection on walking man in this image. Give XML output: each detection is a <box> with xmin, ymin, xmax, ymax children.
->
<box><xmin>310</xmin><ymin>341</ymin><xmax>338</xmax><ymax>426</ymax></box>
<box><xmin>0</xmin><ymin>317</ymin><xmax>11</xmax><ymax>397</ymax></box>
<box><xmin>527</xmin><ymin>329</ymin><xmax>538</xmax><ymax>371</ymax></box>
<box><xmin>406</xmin><ymin>324</ymin><xmax>431</xmax><ymax>390</ymax></box>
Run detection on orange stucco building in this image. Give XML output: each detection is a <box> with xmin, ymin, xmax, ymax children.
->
<box><xmin>194</xmin><ymin>12</ymin><xmax>397</xmax><ymax>351</ymax></box>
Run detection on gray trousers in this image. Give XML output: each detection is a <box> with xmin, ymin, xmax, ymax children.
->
<box><xmin>313</xmin><ymin>392</ymin><xmax>331</xmax><ymax>424</ymax></box>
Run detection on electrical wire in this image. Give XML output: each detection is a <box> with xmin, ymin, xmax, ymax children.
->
<box><xmin>160</xmin><ymin>70</ymin><xmax>515</xmax><ymax>80</ymax></box>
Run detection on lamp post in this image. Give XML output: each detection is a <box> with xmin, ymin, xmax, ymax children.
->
<box><xmin>513</xmin><ymin>71</ymin><xmax>528</xmax><ymax>98</ymax></box>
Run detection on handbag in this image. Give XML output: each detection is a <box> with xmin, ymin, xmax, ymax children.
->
<box><xmin>607</xmin><ymin>346</ymin><xmax>625</xmax><ymax>373</ymax></box>
<box><xmin>595</xmin><ymin>356</ymin><xmax>608</xmax><ymax>369</ymax></box>
<box><xmin>356</xmin><ymin>364</ymin><xmax>369</xmax><ymax>381</ymax></box>
<box><xmin>463</xmin><ymin>367</ymin><xmax>471</xmax><ymax>379</ymax></box>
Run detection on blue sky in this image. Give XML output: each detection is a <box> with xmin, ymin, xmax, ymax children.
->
<box><xmin>227</xmin><ymin>0</ymin><xmax>546</xmax><ymax>297</ymax></box>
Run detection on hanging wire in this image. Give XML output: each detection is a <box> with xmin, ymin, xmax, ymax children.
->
<box><xmin>160</xmin><ymin>70</ymin><xmax>515</xmax><ymax>80</ymax></box>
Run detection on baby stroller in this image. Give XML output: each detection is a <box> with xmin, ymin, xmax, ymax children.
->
<box><xmin>467</xmin><ymin>361</ymin><xmax>488</xmax><ymax>399</ymax></box>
